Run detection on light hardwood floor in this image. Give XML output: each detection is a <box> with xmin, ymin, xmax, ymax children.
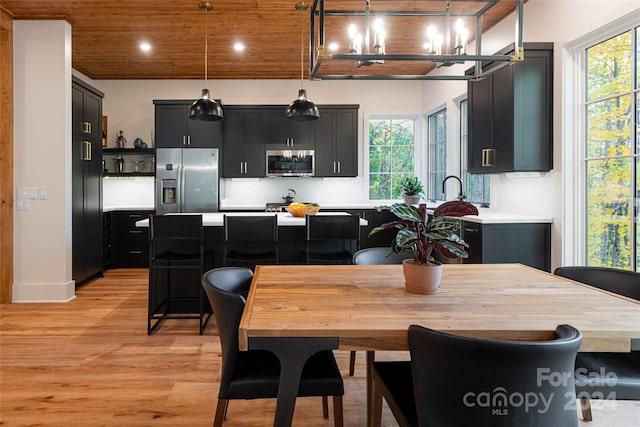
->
<box><xmin>1</xmin><ymin>268</ymin><xmax>639</xmax><ymax>426</ymax></box>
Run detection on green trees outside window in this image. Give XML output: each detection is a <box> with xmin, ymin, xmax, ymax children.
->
<box><xmin>585</xmin><ymin>28</ymin><xmax>639</xmax><ymax>270</ymax></box>
<box><xmin>369</xmin><ymin>118</ymin><xmax>415</xmax><ymax>200</ymax></box>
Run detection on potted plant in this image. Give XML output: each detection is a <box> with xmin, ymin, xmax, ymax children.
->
<box><xmin>401</xmin><ymin>176</ymin><xmax>424</xmax><ymax>204</ymax></box>
<box><xmin>370</xmin><ymin>201</ymin><xmax>479</xmax><ymax>294</ymax></box>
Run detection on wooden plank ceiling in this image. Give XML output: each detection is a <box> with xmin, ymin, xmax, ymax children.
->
<box><xmin>1</xmin><ymin>1</ymin><xmax>519</xmax><ymax>80</ymax></box>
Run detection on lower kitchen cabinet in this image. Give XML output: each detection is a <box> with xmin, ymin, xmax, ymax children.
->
<box><xmin>461</xmin><ymin>221</ymin><xmax>551</xmax><ymax>271</ymax></box>
<box><xmin>113</xmin><ymin>211</ymin><xmax>151</xmax><ymax>268</ymax></box>
<box><xmin>103</xmin><ymin>212</ymin><xmax>114</xmax><ymax>269</ymax></box>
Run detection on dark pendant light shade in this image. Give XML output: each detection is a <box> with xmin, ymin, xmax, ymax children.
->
<box><xmin>189</xmin><ymin>89</ymin><xmax>223</xmax><ymax>121</ymax></box>
<box><xmin>286</xmin><ymin>2</ymin><xmax>319</xmax><ymax>122</ymax></box>
<box><xmin>190</xmin><ymin>2</ymin><xmax>223</xmax><ymax>122</ymax></box>
<box><xmin>285</xmin><ymin>89</ymin><xmax>320</xmax><ymax>122</ymax></box>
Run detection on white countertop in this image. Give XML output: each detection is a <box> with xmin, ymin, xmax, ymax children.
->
<box><xmin>109</xmin><ymin>202</ymin><xmax>553</xmax><ymax>225</ymax></box>
<box><xmin>135</xmin><ymin>211</ymin><xmax>368</xmax><ymax>228</ymax></box>
<box><xmin>104</xmin><ymin>205</ymin><xmax>154</xmax><ymax>212</ymax></box>
<box><xmin>441</xmin><ymin>210</ymin><xmax>553</xmax><ymax>224</ymax></box>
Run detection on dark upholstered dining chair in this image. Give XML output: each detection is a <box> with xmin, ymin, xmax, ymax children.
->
<box><xmin>371</xmin><ymin>324</ymin><xmax>583</xmax><ymax>427</ymax></box>
<box><xmin>201</xmin><ymin>267</ymin><xmax>344</xmax><ymax>427</ymax></box>
<box><xmin>554</xmin><ymin>266</ymin><xmax>640</xmax><ymax>422</ymax></box>
<box><xmin>222</xmin><ymin>215</ymin><xmax>278</xmax><ymax>269</ymax></box>
<box><xmin>348</xmin><ymin>247</ymin><xmax>411</xmax><ymax>377</ymax></box>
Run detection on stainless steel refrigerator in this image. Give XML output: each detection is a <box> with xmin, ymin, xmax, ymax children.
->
<box><xmin>155</xmin><ymin>148</ymin><xmax>219</xmax><ymax>214</ymax></box>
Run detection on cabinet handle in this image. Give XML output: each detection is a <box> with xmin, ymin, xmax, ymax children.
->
<box><xmin>129</xmin><ymin>251</ymin><xmax>143</xmax><ymax>254</ymax></box>
<box><xmin>333</xmin><ymin>161</ymin><xmax>336</xmax><ymax>174</ymax></box>
<box><xmin>81</xmin><ymin>141</ymin><xmax>91</xmax><ymax>160</ymax></box>
<box><xmin>183</xmin><ymin>136</ymin><xmax>186</xmax><ymax>145</ymax></box>
<box><xmin>464</xmin><ymin>227</ymin><xmax>479</xmax><ymax>233</ymax></box>
<box><xmin>129</xmin><ymin>230</ymin><xmax>143</xmax><ymax>234</ymax></box>
<box><xmin>337</xmin><ymin>161</ymin><xmax>341</xmax><ymax>174</ymax></box>
<box><xmin>187</xmin><ymin>135</ymin><xmax>191</xmax><ymax>145</ymax></box>
<box><xmin>82</xmin><ymin>121</ymin><xmax>91</xmax><ymax>133</ymax></box>
<box><xmin>244</xmin><ymin>162</ymin><xmax>248</xmax><ymax>174</ymax></box>
<box><xmin>290</xmin><ymin>138</ymin><xmax>294</xmax><ymax>147</ymax></box>
<box><xmin>482</xmin><ymin>149</ymin><xmax>495</xmax><ymax>167</ymax></box>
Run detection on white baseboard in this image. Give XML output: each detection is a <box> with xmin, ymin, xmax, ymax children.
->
<box><xmin>12</xmin><ymin>281</ymin><xmax>76</xmax><ymax>303</ymax></box>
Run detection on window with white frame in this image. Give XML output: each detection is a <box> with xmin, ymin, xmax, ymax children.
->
<box><xmin>427</xmin><ymin>109</ymin><xmax>446</xmax><ymax>201</ymax></box>
<box><xmin>584</xmin><ymin>25</ymin><xmax>639</xmax><ymax>270</ymax></box>
<box><xmin>460</xmin><ymin>99</ymin><xmax>490</xmax><ymax>206</ymax></box>
<box><xmin>368</xmin><ymin>117</ymin><xmax>417</xmax><ymax>200</ymax></box>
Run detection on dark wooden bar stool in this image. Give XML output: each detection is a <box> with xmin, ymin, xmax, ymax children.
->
<box><xmin>305</xmin><ymin>215</ymin><xmax>360</xmax><ymax>264</ymax></box>
<box><xmin>148</xmin><ymin>214</ymin><xmax>212</xmax><ymax>335</ymax></box>
<box><xmin>222</xmin><ymin>215</ymin><xmax>278</xmax><ymax>269</ymax></box>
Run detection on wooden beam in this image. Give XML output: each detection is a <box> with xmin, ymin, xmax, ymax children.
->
<box><xmin>0</xmin><ymin>8</ymin><xmax>13</xmax><ymax>304</ymax></box>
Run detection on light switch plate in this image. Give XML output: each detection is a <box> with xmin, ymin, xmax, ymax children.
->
<box><xmin>17</xmin><ymin>187</ymin><xmax>38</xmax><ymax>199</ymax></box>
<box><xmin>17</xmin><ymin>198</ymin><xmax>30</xmax><ymax>211</ymax></box>
<box><xmin>38</xmin><ymin>187</ymin><xmax>48</xmax><ymax>200</ymax></box>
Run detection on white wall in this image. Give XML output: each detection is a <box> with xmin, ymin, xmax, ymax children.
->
<box><xmin>96</xmin><ymin>79</ymin><xmax>424</xmax><ymax>207</ymax></box>
<box><xmin>13</xmin><ymin>20</ymin><xmax>74</xmax><ymax>302</ymax></box>
<box><xmin>420</xmin><ymin>0</ymin><xmax>640</xmax><ymax>270</ymax></box>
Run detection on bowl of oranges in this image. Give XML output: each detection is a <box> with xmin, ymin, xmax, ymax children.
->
<box><xmin>286</xmin><ymin>202</ymin><xmax>321</xmax><ymax>217</ymax></box>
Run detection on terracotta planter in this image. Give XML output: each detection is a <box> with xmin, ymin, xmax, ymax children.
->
<box><xmin>402</xmin><ymin>259</ymin><xmax>442</xmax><ymax>294</ymax></box>
<box><xmin>402</xmin><ymin>194</ymin><xmax>421</xmax><ymax>204</ymax></box>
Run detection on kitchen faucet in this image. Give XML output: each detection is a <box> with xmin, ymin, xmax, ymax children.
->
<box><xmin>442</xmin><ymin>175</ymin><xmax>466</xmax><ymax>201</ymax></box>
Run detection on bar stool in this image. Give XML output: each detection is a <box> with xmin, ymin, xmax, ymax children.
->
<box><xmin>305</xmin><ymin>215</ymin><xmax>360</xmax><ymax>264</ymax></box>
<box><xmin>148</xmin><ymin>214</ymin><xmax>212</xmax><ymax>335</ymax></box>
<box><xmin>223</xmin><ymin>215</ymin><xmax>278</xmax><ymax>269</ymax></box>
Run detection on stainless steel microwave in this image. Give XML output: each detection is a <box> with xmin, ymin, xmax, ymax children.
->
<box><xmin>266</xmin><ymin>150</ymin><xmax>315</xmax><ymax>177</ymax></box>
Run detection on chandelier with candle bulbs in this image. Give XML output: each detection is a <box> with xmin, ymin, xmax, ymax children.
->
<box><xmin>309</xmin><ymin>0</ymin><xmax>524</xmax><ymax>80</ymax></box>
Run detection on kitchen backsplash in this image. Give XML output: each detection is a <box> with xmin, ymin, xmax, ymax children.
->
<box><xmin>103</xmin><ymin>175</ymin><xmax>372</xmax><ymax>210</ymax></box>
<box><xmin>103</xmin><ymin>176</ymin><xmax>154</xmax><ymax>208</ymax></box>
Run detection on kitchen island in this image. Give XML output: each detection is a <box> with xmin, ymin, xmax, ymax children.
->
<box><xmin>135</xmin><ymin>211</ymin><xmax>368</xmax><ymax>228</ymax></box>
<box><xmin>136</xmin><ymin>211</ymin><xmax>368</xmax><ymax>267</ymax></box>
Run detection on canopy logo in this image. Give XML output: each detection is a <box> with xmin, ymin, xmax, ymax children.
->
<box><xmin>462</xmin><ymin>387</ymin><xmax>554</xmax><ymax>415</ymax></box>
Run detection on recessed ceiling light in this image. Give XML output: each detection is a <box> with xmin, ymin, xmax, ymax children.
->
<box><xmin>328</xmin><ymin>42</ymin><xmax>339</xmax><ymax>52</ymax></box>
<box><xmin>140</xmin><ymin>42</ymin><xmax>151</xmax><ymax>53</ymax></box>
<box><xmin>233</xmin><ymin>42</ymin><xmax>245</xmax><ymax>52</ymax></box>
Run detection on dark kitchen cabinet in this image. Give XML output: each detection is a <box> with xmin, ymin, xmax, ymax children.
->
<box><xmin>264</xmin><ymin>108</ymin><xmax>315</xmax><ymax>149</ymax></box>
<box><xmin>113</xmin><ymin>210</ymin><xmax>151</xmax><ymax>268</ymax></box>
<box><xmin>315</xmin><ymin>106</ymin><xmax>359</xmax><ymax>177</ymax></box>
<box><xmin>72</xmin><ymin>77</ymin><xmax>104</xmax><ymax>284</ymax></box>
<box><xmin>467</xmin><ymin>43</ymin><xmax>553</xmax><ymax>173</ymax></box>
<box><xmin>461</xmin><ymin>221</ymin><xmax>551</xmax><ymax>271</ymax></box>
<box><xmin>153</xmin><ymin>100</ymin><xmax>222</xmax><ymax>148</ymax></box>
<box><xmin>222</xmin><ymin>107</ymin><xmax>266</xmax><ymax>177</ymax></box>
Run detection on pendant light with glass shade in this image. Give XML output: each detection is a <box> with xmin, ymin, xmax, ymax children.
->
<box><xmin>189</xmin><ymin>2</ymin><xmax>223</xmax><ymax>121</ymax></box>
<box><xmin>285</xmin><ymin>2</ymin><xmax>319</xmax><ymax>122</ymax></box>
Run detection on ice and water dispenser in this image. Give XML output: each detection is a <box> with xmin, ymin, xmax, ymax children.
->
<box><xmin>161</xmin><ymin>179</ymin><xmax>177</xmax><ymax>205</ymax></box>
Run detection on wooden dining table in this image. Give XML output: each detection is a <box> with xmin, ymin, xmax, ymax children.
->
<box><xmin>239</xmin><ymin>263</ymin><xmax>640</xmax><ymax>427</ymax></box>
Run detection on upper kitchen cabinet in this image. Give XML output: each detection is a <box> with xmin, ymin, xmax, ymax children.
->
<box><xmin>264</xmin><ymin>108</ymin><xmax>315</xmax><ymax>149</ymax></box>
<box><xmin>153</xmin><ymin>100</ymin><xmax>222</xmax><ymax>148</ymax></box>
<box><xmin>314</xmin><ymin>106</ymin><xmax>359</xmax><ymax>177</ymax></box>
<box><xmin>72</xmin><ymin>77</ymin><xmax>104</xmax><ymax>285</ymax></box>
<box><xmin>467</xmin><ymin>43</ymin><xmax>553</xmax><ymax>174</ymax></box>
<box><xmin>222</xmin><ymin>107</ymin><xmax>266</xmax><ymax>178</ymax></box>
